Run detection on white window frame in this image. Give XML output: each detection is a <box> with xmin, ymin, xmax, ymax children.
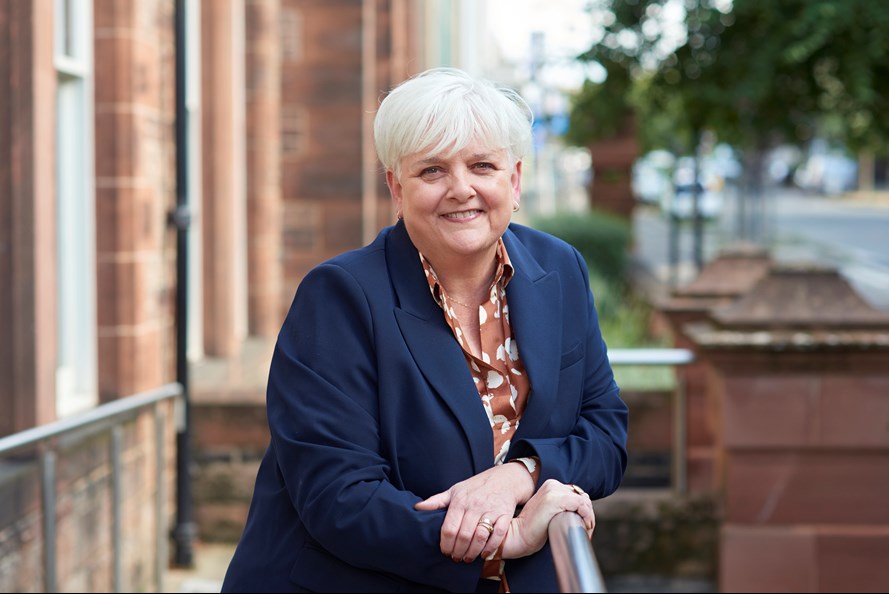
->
<box><xmin>186</xmin><ymin>0</ymin><xmax>204</xmax><ymax>361</ymax></box>
<box><xmin>55</xmin><ymin>0</ymin><xmax>98</xmax><ymax>416</ymax></box>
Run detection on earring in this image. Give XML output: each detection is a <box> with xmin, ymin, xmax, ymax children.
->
<box><xmin>513</xmin><ymin>202</ymin><xmax>520</xmax><ymax>212</ymax></box>
<box><xmin>396</xmin><ymin>210</ymin><xmax>403</xmax><ymax>220</ymax></box>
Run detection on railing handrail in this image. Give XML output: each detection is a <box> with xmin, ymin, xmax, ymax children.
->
<box><xmin>0</xmin><ymin>382</ymin><xmax>182</xmax><ymax>593</ymax></box>
<box><xmin>607</xmin><ymin>347</ymin><xmax>695</xmax><ymax>495</ymax></box>
<box><xmin>549</xmin><ymin>511</ymin><xmax>607</xmax><ymax>593</ymax></box>
<box><xmin>0</xmin><ymin>382</ymin><xmax>183</xmax><ymax>455</ymax></box>
<box><xmin>608</xmin><ymin>347</ymin><xmax>695</xmax><ymax>366</ymax></box>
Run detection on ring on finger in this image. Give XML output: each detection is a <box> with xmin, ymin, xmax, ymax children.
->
<box><xmin>477</xmin><ymin>517</ymin><xmax>494</xmax><ymax>535</ymax></box>
<box><xmin>571</xmin><ymin>484</ymin><xmax>586</xmax><ymax>496</ymax></box>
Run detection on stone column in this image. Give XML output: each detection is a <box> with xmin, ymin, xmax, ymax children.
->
<box><xmin>686</xmin><ymin>264</ymin><xmax>889</xmax><ymax>593</ymax></box>
<box><xmin>201</xmin><ymin>0</ymin><xmax>247</xmax><ymax>356</ymax></box>
<box><xmin>0</xmin><ymin>0</ymin><xmax>57</xmax><ymax>432</ymax></box>
<box><xmin>94</xmin><ymin>0</ymin><xmax>177</xmax><ymax>399</ymax></box>
<box><xmin>658</xmin><ymin>243</ymin><xmax>771</xmax><ymax>493</ymax></box>
<box><xmin>245</xmin><ymin>0</ymin><xmax>282</xmax><ymax>338</ymax></box>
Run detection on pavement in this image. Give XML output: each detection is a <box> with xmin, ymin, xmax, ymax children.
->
<box><xmin>164</xmin><ymin>542</ymin><xmax>235</xmax><ymax>593</ymax></box>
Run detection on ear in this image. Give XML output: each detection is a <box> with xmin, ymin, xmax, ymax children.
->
<box><xmin>386</xmin><ymin>169</ymin><xmax>403</xmax><ymax>213</ymax></box>
<box><xmin>511</xmin><ymin>160</ymin><xmax>523</xmax><ymax>207</ymax></box>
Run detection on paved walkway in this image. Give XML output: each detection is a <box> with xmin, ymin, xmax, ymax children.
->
<box><xmin>164</xmin><ymin>542</ymin><xmax>235</xmax><ymax>593</ymax></box>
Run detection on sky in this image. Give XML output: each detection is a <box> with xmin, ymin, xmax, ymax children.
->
<box><xmin>487</xmin><ymin>0</ymin><xmax>599</xmax><ymax>90</ymax></box>
<box><xmin>488</xmin><ymin>0</ymin><xmax>595</xmax><ymax>63</ymax></box>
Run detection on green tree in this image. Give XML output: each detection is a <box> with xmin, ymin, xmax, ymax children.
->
<box><xmin>569</xmin><ymin>0</ymin><xmax>889</xmax><ymax>240</ymax></box>
<box><xmin>571</xmin><ymin>0</ymin><xmax>889</xmax><ymax>154</ymax></box>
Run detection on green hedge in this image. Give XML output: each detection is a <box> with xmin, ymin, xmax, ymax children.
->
<box><xmin>530</xmin><ymin>209</ymin><xmax>631</xmax><ymax>285</ymax></box>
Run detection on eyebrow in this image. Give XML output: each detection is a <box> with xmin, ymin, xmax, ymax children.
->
<box><xmin>415</xmin><ymin>152</ymin><xmax>496</xmax><ymax>165</ymax></box>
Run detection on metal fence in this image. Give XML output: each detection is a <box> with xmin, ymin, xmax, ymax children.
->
<box><xmin>550</xmin><ymin>347</ymin><xmax>695</xmax><ymax>592</ymax></box>
<box><xmin>0</xmin><ymin>383</ymin><xmax>183</xmax><ymax>593</ymax></box>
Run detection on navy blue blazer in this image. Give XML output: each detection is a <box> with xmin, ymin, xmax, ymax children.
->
<box><xmin>221</xmin><ymin>221</ymin><xmax>628</xmax><ymax>593</ymax></box>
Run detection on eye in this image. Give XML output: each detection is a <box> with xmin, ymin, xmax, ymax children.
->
<box><xmin>420</xmin><ymin>166</ymin><xmax>443</xmax><ymax>176</ymax></box>
<box><xmin>473</xmin><ymin>162</ymin><xmax>495</xmax><ymax>170</ymax></box>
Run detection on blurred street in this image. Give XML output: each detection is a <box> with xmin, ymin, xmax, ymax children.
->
<box><xmin>165</xmin><ymin>542</ymin><xmax>232</xmax><ymax>593</ymax></box>
<box><xmin>632</xmin><ymin>187</ymin><xmax>889</xmax><ymax>312</ymax></box>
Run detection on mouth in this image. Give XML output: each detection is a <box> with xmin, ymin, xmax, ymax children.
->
<box><xmin>442</xmin><ymin>209</ymin><xmax>482</xmax><ymax>220</ymax></box>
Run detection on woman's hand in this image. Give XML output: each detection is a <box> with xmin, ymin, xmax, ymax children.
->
<box><xmin>414</xmin><ymin>462</ymin><xmax>535</xmax><ymax>563</ymax></box>
<box><xmin>499</xmin><ymin>479</ymin><xmax>595</xmax><ymax>559</ymax></box>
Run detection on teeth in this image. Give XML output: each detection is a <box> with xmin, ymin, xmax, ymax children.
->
<box><xmin>444</xmin><ymin>210</ymin><xmax>479</xmax><ymax>219</ymax></box>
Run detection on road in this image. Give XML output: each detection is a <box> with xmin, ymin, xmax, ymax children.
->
<box><xmin>632</xmin><ymin>187</ymin><xmax>889</xmax><ymax>312</ymax></box>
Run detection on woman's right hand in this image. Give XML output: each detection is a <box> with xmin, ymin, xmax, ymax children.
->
<box><xmin>498</xmin><ymin>479</ymin><xmax>595</xmax><ymax>560</ymax></box>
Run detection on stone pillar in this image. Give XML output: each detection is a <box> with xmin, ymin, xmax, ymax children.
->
<box><xmin>94</xmin><ymin>0</ymin><xmax>176</xmax><ymax>400</ymax></box>
<box><xmin>686</xmin><ymin>264</ymin><xmax>889</xmax><ymax>593</ymax></box>
<box><xmin>658</xmin><ymin>243</ymin><xmax>771</xmax><ymax>493</ymax></box>
<box><xmin>0</xmin><ymin>0</ymin><xmax>57</xmax><ymax>433</ymax></box>
<box><xmin>201</xmin><ymin>0</ymin><xmax>248</xmax><ymax>356</ymax></box>
<box><xmin>245</xmin><ymin>0</ymin><xmax>282</xmax><ymax>338</ymax></box>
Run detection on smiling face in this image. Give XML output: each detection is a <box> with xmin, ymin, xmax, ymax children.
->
<box><xmin>387</xmin><ymin>139</ymin><xmax>522</xmax><ymax>270</ymax></box>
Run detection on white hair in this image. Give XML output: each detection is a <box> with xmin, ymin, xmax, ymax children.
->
<box><xmin>373</xmin><ymin>67</ymin><xmax>533</xmax><ymax>176</ymax></box>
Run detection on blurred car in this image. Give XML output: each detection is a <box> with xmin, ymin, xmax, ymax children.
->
<box><xmin>632</xmin><ymin>162</ymin><xmax>671</xmax><ymax>204</ymax></box>
<box><xmin>632</xmin><ymin>150</ymin><xmax>674</xmax><ymax>205</ymax></box>
<box><xmin>664</xmin><ymin>181</ymin><xmax>724</xmax><ymax>220</ymax></box>
<box><xmin>793</xmin><ymin>153</ymin><xmax>858</xmax><ymax>195</ymax></box>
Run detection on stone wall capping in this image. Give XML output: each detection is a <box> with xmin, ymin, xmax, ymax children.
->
<box><xmin>706</xmin><ymin>261</ymin><xmax>889</xmax><ymax>331</ymax></box>
<box><xmin>670</xmin><ymin>242</ymin><xmax>772</xmax><ymax>299</ymax></box>
<box><xmin>657</xmin><ymin>242</ymin><xmax>772</xmax><ymax>313</ymax></box>
<box><xmin>681</xmin><ymin>261</ymin><xmax>889</xmax><ymax>351</ymax></box>
<box><xmin>684</xmin><ymin>321</ymin><xmax>889</xmax><ymax>351</ymax></box>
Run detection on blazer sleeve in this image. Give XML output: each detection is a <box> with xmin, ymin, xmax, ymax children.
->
<box><xmin>266</xmin><ymin>261</ymin><xmax>483</xmax><ymax>592</ymax></box>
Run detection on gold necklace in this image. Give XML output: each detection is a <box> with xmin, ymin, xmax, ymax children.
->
<box><xmin>445</xmin><ymin>293</ymin><xmax>480</xmax><ymax>309</ymax></box>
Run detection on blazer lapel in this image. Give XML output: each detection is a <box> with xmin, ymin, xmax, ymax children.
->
<box><xmin>386</xmin><ymin>222</ymin><xmax>494</xmax><ymax>474</ymax></box>
<box><xmin>502</xmin><ymin>228</ymin><xmax>563</xmax><ymax>439</ymax></box>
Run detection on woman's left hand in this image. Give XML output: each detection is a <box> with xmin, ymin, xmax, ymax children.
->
<box><xmin>414</xmin><ymin>462</ymin><xmax>535</xmax><ymax>563</ymax></box>
<box><xmin>500</xmin><ymin>479</ymin><xmax>595</xmax><ymax>559</ymax></box>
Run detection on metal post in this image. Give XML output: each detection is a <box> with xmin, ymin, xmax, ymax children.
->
<box><xmin>673</xmin><ymin>368</ymin><xmax>688</xmax><ymax>495</ymax></box>
<box><xmin>41</xmin><ymin>450</ymin><xmax>58</xmax><ymax>593</ymax></box>
<box><xmin>155</xmin><ymin>404</ymin><xmax>168</xmax><ymax>590</ymax></box>
<box><xmin>111</xmin><ymin>426</ymin><xmax>123</xmax><ymax>592</ymax></box>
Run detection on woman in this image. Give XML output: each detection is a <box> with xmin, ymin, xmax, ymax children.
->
<box><xmin>221</xmin><ymin>67</ymin><xmax>628</xmax><ymax>593</ymax></box>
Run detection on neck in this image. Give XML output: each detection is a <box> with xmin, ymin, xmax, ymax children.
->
<box><xmin>438</xmin><ymin>261</ymin><xmax>496</xmax><ymax>308</ymax></box>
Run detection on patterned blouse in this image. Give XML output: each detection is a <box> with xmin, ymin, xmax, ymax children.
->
<box><xmin>419</xmin><ymin>238</ymin><xmax>532</xmax><ymax>590</ymax></box>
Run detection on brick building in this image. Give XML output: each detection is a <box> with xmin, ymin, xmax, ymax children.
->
<box><xmin>0</xmin><ymin>0</ymin><xmax>477</xmax><ymax>589</ymax></box>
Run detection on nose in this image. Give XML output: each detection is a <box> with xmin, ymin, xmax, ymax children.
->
<box><xmin>448</xmin><ymin>167</ymin><xmax>476</xmax><ymax>200</ymax></box>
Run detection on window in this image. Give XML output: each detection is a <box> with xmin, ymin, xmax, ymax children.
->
<box><xmin>54</xmin><ymin>0</ymin><xmax>97</xmax><ymax>416</ymax></box>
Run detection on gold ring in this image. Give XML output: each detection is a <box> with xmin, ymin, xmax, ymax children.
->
<box><xmin>477</xmin><ymin>518</ymin><xmax>494</xmax><ymax>535</ymax></box>
<box><xmin>571</xmin><ymin>484</ymin><xmax>586</xmax><ymax>496</ymax></box>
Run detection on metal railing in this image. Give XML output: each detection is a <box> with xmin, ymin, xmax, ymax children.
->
<box><xmin>549</xmin><ymin>511</ymin><xmax>607</xmax><ymax>593</ymax></box>
<box><xmin>0</xmin><ymin>383</ymin><xmax>183</xmax><ymax>593</ymax></box>
<box><xmin>548</xmin><ymin>348</ymin><xmax>695</xmax><ymax>592</ymax></box>
<box><xmin>609</xmin><ymin>347</ymin><xmax>695</xmax><ymax>495</ymax></box>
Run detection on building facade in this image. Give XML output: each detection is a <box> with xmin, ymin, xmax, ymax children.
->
<box><xmin>0</xmin><ymin>0</ymin><xmax>438</xmax><ymax>589</ymax></box>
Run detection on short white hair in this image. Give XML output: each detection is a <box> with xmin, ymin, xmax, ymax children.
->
<box><xmin>373</xmin><ymin>67</ymin><xmax>533</xmax><ymax>176</ymax></box>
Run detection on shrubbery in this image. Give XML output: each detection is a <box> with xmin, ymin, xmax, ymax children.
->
<box><xmin>531</xmin><ymin>209</ymin><xmax>630</xmax><ymax>287</ymax></box>
<box><xmin>530</xmin><ymin>210</ymin><xmax>666</xmax><ymax>354</ymax></box>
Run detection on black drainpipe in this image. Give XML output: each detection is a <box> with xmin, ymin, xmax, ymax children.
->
<box><xmin>170</xmin><ymin>0</ymin><xmax>196</xmax><ymax>568</ymax></box>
